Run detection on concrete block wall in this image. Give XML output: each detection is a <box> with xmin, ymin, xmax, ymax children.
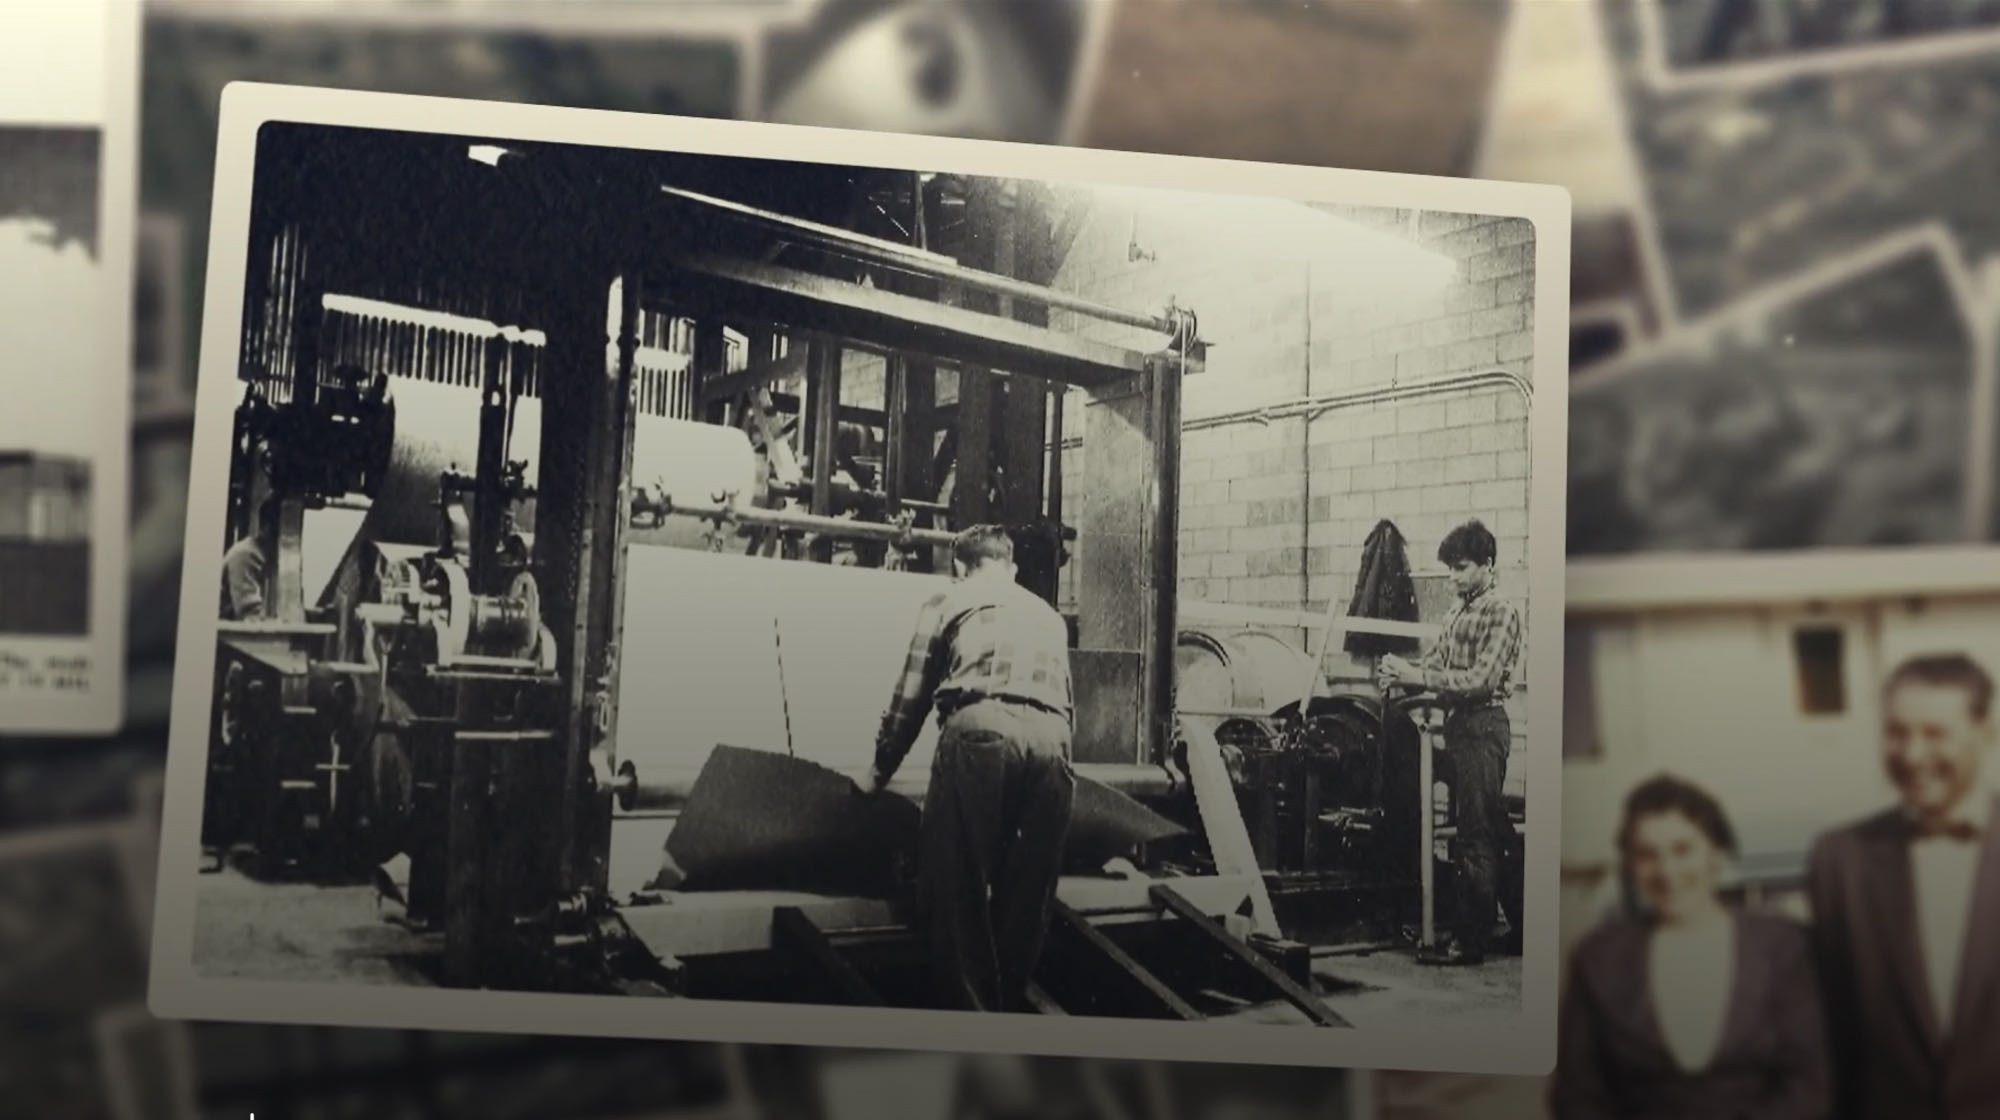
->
<box><xmin>1045</xmin><ymin>200</ymin><xmax>1538</xmax><ymax>674</ymax></box>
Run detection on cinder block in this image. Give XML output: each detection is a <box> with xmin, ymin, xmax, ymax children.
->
<box><xmin>1470</xmin><ymin>479</ymin><xmax>1526</xmax><ymax>511</ymax></box>
<box><xmin>1497</xmin><ymin>329</ymin><xmax>1535</xmax><ymax>362</ymax></box>
<box><xmin>1445</xmin><ymin>452</ymin><xmax>1500</xmax><ymax>484</ymax></box>
<box><xmin>1397</xmin><ymin>457</ymin><xmax>1448</xmax><ymax>488</ymax></box>
<box><xmin>1419</xmin><ymin>428</ymin><xmax>1475</xmax><ymax>459</ymax></box>
<box><xmin>1488</xmin><ymin>217</ymin><xmax>1536</xmax><ymax>251</ymax></box>
<box><xmin>1353</xmin><ymin>463</ymin><xmax>1398</xmax><ymax>491</ymax></box>
<box><xmin>1308</xmin><ymin>466</ymin><xmax>1354</xmax><ymax>495</ymax></box>
<box><xmin>1396</xmin><ymin>400</ymin><xmax>1449</xmax><ymax>434</ymax></box>
<box><xmin>1494</xmin><ymin>449</ymin><xmax>1530</xmax><ymax>479</ymax></box>
<box><xmin>1443</xmin><ymin>280</ymin><xmax>1500</xmax><ymax>315</ymax></box>
<box><xmin>1249</xmin><ymin>547</ymin><xmax>1308</xmax><ymax>579</ymax></box>
<box><xmin>1494</xmin><ymin>271</ymin><xmax>1534</xmax><ymax>307</ymax></box>
<box><xmin>1372</xmin><ymin>433</ymin><xmax>1421</xmax><ymax>464</ymax></box>
<box><xmin>1445</xmin><ymin>337</ymin><xmax>1501</xmax><ymax>372</ymax></box>
<box><xmin>1446</xmin><ymin>393</ymin><xmax>1500</xmax><ymax>428</ymax></box>
<box><xmin>1471</xmin><ymin>303</ymin><xmax>1530</xmax><ymax>338</ymax></box>
<box><xmin>1211</xmin><ymin>552</ymin><xmax>1250</xmax><ymax>579</ymax></box>
<box><xmin>1420</xmin><ymin>483</ymin><xmax>1475</xmax><ymax>514</ymax></box>
<box><xmin>1395</xmin><ymin>346</ymin><xmax>1450</xmax><ymax>380</ymax></box>
<box><xmin>1420</xmin><ymin>313</ymin><xmax>1475</xmax><ymax>349</ymax></box>
<box><xmin>1468</xmin><ymin>242</ymin><xmax>1535</xmax><ymax>284</ymax></box>
<box><xmin>1247</xmin><ymin>496</ymin><xmax>1305</xmax><ymax>527</ymax></box>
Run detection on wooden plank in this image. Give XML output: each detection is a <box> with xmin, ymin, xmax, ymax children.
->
<box><xmin>772</xmin><ymin>906</ymin><xmax>884</xmax><ymax>1007</ymax></box>
<box><xmin>1051</xmin><ymin>900</ymin><xmax>1202</xmax><ymax>1021</ymax></box>
<box><xmin>1177</xmin><ymin>721</ymin><xmax>1279</xmax><ymax>936</ymax></box>
<box><xmin>1148</xmin><ymin>884</ymin><xmax>1349</xmax><ymax>1028</ymax></box>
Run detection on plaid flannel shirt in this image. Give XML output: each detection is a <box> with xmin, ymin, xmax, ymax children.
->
<box><xmin>873</xmin><ymin>577</ymin><xmax>1073</xmax><ymax>780</ymax></box>
<box><xmin>1419</xmin><ymin>581</ymin><xmax>1522</xmax><ymax>708</ymax></box>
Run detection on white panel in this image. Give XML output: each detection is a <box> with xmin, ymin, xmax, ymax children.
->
<box><xmin>613</xmin><ymin>547</ymin><xmax>952</xmax><ymax>786</ymax></box>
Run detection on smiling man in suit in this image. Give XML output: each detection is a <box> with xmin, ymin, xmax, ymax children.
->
<box><xmin>1806</xmin><ymin>652</ymin><xmax>2000</xmax><ymax>1119</ymax></box>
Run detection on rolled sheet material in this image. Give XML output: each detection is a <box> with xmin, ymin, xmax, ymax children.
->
<box><xmin>300</xmin><ymin>375</ymin><xmax>760</xmax><ymax>604</ymax></box>
<box><xmin>612</xmin><ymin>545</ymin><xmax>955</xmax><ymax>787</ymax></box>
<box><xmin>658</xmin><ymin>745</ymin><xmax>1187</xmax><ymax>898</ymax></box>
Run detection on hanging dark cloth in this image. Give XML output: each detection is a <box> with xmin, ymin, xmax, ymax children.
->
<box><xmin>1343</xmin><ymin>518</ymin><xmax>1422</xmax><ymax>658</ymax></box>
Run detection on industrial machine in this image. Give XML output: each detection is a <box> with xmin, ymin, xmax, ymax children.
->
<box><xmin>204</xmin><ymin>125</ymin><xmax>1514</xmax><ymax>1018</ymax></box>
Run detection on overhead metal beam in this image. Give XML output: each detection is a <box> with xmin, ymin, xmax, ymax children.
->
<box><xmin>659</xmin><ymin>186</ymin><xmax>1180</xmax><ymax>336</ymax></box>
<box><xmin>651</xmin><ymin>253</ymin><xmax>1152</xmax><ymax>389</ymax></box>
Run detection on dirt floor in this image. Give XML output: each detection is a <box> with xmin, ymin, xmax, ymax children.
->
<box><xmin>191</xmin><ymin>867</ymin><xmax>1525</xmax><ymax>1028</ymax></box>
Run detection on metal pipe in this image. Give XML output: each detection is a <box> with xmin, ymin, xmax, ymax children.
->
<box><xmin>613</xmin><ymin>760</ymin><xmax>1179</xmax><ymax>813</ymax></box>
<box><xmin>641</xmin><ymin>496</ymin><xmax>960</xmax><ymax>549</ymax></box>
<box><xmin>1056</xmin><ymin>369</ymin><xmax>1534</xmax><ymax>450</ymax></box>
<box><xmin>660</xmin><ymin>186</ymin><xmax>1182</xmax><ymax>338</ymax></box>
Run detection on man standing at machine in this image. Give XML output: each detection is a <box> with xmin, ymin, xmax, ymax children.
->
<box><xmin>219</xmin><ymin>492</ymin><xmax>280</xmax><ymax>622</ymax></box>
<box><xmin>1806</xmin><ymin>652</ymin><xmax>2000</xmax><ymax>1119</ymax></box>
<box><xmin>869</xmin><ymin>524</ymin><xmax>1076</xmax><ymax>1013</ymax></box>
<box><xmin>1376</xmin><ymin>518</ymin><xmax>1523</xmax><ymax>967</ymax></box>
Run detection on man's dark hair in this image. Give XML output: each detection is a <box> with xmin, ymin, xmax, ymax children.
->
<box><xmin>953</xmin><ymin>524</ymin><xmax>1014</xmax><ymax>569</ymax></box>
<box><xmin>1617</xmin><ymin>773</ymin><xmax>1737</xmax><ymax>857</ymax></box>
<box><xmin>1885</xmin><ymin>652</ymin><xmax>1995</xmax><ymax>722</ymax></box>
<box><xmin>1438</xmin><ymin>518</ymin><xmax>1498</xmax><ymax>568</ymax></box>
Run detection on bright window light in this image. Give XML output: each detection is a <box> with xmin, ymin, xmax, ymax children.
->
<box><xmin>1092</xmin><ymin>184</ymin><xmax>1460</xmax><ymax>297</ymax></box>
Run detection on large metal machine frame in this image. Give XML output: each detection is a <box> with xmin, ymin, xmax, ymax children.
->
<box><xmin>205</xmin><ymin>127</ymin><xmax>1514</xmax><ymax>1021</ymax></box>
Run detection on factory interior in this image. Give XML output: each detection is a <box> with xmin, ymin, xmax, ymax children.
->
<box><xmin>197</xmin><ymin>123</ymin><xmax>1531</xmax><ymax>1029</ymax></box>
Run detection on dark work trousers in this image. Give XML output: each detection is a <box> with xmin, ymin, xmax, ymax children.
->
<box><xmin>1445</xmin><ymin>705</ymin><xmax>1510</xmax><ymax>958</ymax></box>
<box><xmin>916</xmin><ymin>699</ymin><xmax>1075</xmax><ymax>1013</ymax></box>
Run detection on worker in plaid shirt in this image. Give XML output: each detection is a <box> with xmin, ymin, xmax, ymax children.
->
<box><xmin>870</xmin><ymin>524</ymin><xmax>1076</xmax><ymax>1012</ymax></box>
<box><xmin>1378</xmin><ymin>518</ymin><xmax>1524</xmax><ymax>966</ymax></box>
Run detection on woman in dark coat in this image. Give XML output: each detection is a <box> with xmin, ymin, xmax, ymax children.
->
<box><xmin>1550</xmin><ymin>775</ymin><xmax>1831</xmax><ymax>1120</ymax></box>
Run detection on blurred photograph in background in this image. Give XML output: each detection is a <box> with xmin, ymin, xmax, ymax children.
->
<box><xmin>1568</xmin><ymin>224</ymin><xmax>1985</xmax><ymax>558</ymax></box>
<box><xmin>761</xmin><ymin>0</ymin><xmax>1110</xmax><ymax>142</ymax></box>
<box><xmin>1081</xmin><ymin>0</ymin><xmax>1511</xmax><ymax>179</ymax></box>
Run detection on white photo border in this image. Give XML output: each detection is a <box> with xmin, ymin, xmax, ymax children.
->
<box><xmin>0</xmin><ymin>0</ymin><xmax>138</xmax><ymax>735</ymax></box>
<box><xmin>148</xmin><ymin>81</ymin><xmax>1573</xmax><ymax>1075</ymax></box>
<box><xmin>1634</xmin><ymin>0</ymin><xmax>2000</xmax><ymax>96</ymax></box>
<box><xmin>1567</xmin><ymin>221</ymin><xmax>2000</xmax><ymax>612</ymax></box>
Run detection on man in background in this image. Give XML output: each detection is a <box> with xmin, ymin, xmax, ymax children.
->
<box><xmin>1377</xmin><ymin>518</ymin><xmax>1524</xmax><ymax>966</ymax></box>
<box><xmin>219</xmin><ymin>493</ymin><xmax>279</xmax><ymax>623</ymax></box>
<box><xmin>870</xmin><ymin>524</ymin><xmax>1075</xmax><ymax>1012</ymax></box>
<box><xmin>1808</xmin><ymin>653</ymin><xmax>2000</xmax><ymax>1119</ymax></box>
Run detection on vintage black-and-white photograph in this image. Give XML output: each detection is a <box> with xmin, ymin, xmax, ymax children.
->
<box><xmin>759</xmin><ymin>0</ymin><xmax>1110</xmax><ymax>144</ymax></box>
<box><xmin>1080</xmin><ymin>0</ymin><xmax>1510</xmax><ymax>179</ymax></box>
<box><xmin>1378</xmin><ymin>584</ymin><xmax>2000</xmax><ymax>1119</ymax></box>
<box><xmin>0</xmin><ymin>0</ymin><xmax>138</xmax><ymax>735</ymax></box>
<box><xmin>0</xmin><ymin>824</ymin><xmax>154</xmax><ymax>1120</ymax></box>
<box><xmin>0</xmin><ymin>451</ymin><xmax>93</xmax><ymax>638</ymax></box>
<box><xmin>1637</xmin><ymin>0</ymin><xmax>2000</xmax><ymax>91</ymax></box>
<box><xmin>1600</xmin><ymin>0</ymin><xmax>2000</xmax><ymax>322</ymax></box>
<box><xmin>1567</xmin><ymin>224</ymin><xmax>1989</xmax><ymax>568</ymax></box>
<box><xmin>148</xmin><ymin>84</ymin><xmax>1568</xmax><ymax>1072</ymax></box>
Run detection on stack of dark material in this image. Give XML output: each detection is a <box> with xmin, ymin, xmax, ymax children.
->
<box><xmin>1343</xmin><ymin>518</ymin><xmax>1421</xmax><ymax>659</ymax></box>
<box><xmin>662</xmin><ymin>746</ymin><xmax>1185</xmax><ymax>898</ymax></box>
